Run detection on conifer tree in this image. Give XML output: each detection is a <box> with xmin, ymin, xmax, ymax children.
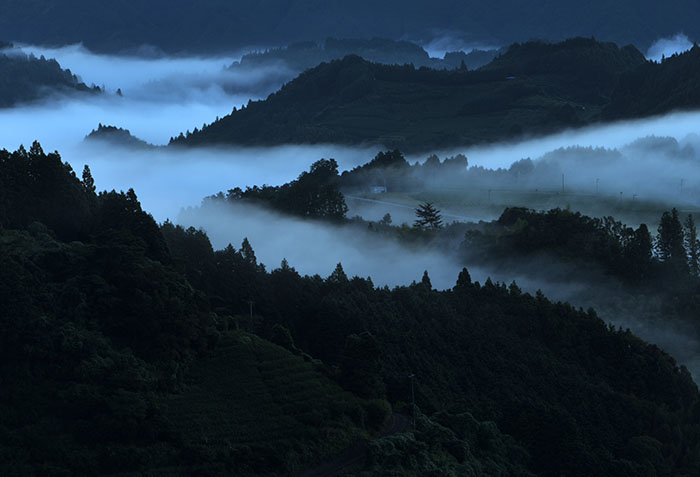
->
<box><xmin>328</xmin><ymin>262</ymin><xmax>348</xmax><ymax>284</ymax></box>
<box><xmin>81</xmin><ymin>165</ymin><xmax>96</xmax><ymax>194</ymax></box>
<box><xmin>657</xmin><ymin>208</ymin><xmax>686</xmax><ymax>273</ymax></box>
<box><xmin>414</xmin><ymin>202</ymin><xmax>443</xmax><ymax>229</ymax></box>
<box><xmin>421</xmin><ymin>270</ymin><xmax>432</xmax><ymax>289</ymax></box>
<box><xmin>240</xmin><ymin>237</ymin><xmax>257</xmax><ymax>265</ymax></box>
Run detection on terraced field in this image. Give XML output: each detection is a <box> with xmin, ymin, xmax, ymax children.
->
<box><xmin>164</xmin><ymin>332</ymin><xmax>368</xmax><ymax>474</ymax></box>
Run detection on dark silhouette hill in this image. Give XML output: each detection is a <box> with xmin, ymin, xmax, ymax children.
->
<box><xmin>84</xmin><ymin>124</ymin><xmax>156</xmax><ymax>149</ymax></box>
<box><xmin>174</xmin><ymin>38</ymin><xmax>646</xmax><ymax>151</ymax></box>
<box><xmin>606</xmin><ymin>43</ymin><xmax>700</xmax><ymax>119</ymax></box>
<box><xmin>0</xmin><ymin>43</ymin><xmax>100</xmax><ymax>107</ymax></box>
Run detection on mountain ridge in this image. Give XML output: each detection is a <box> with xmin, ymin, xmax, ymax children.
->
<box><xmin>173</xmin><ymin>38</ymin><xmax>647</xmax><ymax>151</ymax></box>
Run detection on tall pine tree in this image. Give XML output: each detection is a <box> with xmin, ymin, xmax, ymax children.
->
<box><xmin>414</xmin><ymin>202</ymin><xmax>443</xmax><ymax>229</ymax></box>
<box><xmin>657</xmin><ymin>208</ymin><xmax>687</xmax><ymax>274</ymax></box>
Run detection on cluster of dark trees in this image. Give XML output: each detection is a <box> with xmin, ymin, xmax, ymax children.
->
<box><xmin>459</xmin><ymin>207</ymin><xmax>700</xmax><ymax>351</ymax></box>
<box><xmin>0</xmin><ymin>0</ymin><xmax>697</xmax><ymax>54</ymax></box>
<box><xmin>0</xmin><ymin>44</ymin><xmax>100</xmax><ymax>107</ymax></box>
<box><xmin>339</xmin><ymin>149</ymin><xmax>469</xmax><ymax>192</ymax></box>
<box><xmin>171</xmin><ymin>38</ymin><xmax>653</xmax><ymax>152</ymax></box>
<box><xmin>466</xmin><ymin>207</ymin><xmax>700</xmax><ymax>288</ymax></box>
<box><xmin>207</xmin><ymin>158</ymin><xmax>348</xmax><ymax>220</ymax></box>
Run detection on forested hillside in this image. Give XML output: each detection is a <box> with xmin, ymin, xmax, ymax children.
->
<box><xmin>173</xmin><ymin>38</ymin><xmax>646</xmax><ymax>151</ymax></box>
<box><xmin>3</xmin><ymin>144</ymin><xmax>699</xmax><ymax>475</ymax></box>
<box><xmin>606</xmin><ymin>43</ymin><xmax>700</xmax><ymax>118</ymax></box>
<box><xmin>0</xmin><ymin>0</ymin><xmax>697</xmax><ymax>53</ymax></box>
<box><xmin>0</xmin><ymin>43</ymin><xmax>99</xmax><ymax>107</ymax></box>
<box><xmin>0</xmin><ymin>144</ymin><xmax>379</xmax><ymax>475</ymax></box>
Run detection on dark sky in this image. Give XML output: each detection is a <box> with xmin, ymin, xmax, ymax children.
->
<box><xmin>0</xmin><ymin>0</ymin><xmax>696</xmax><ymax>53</ymax></box>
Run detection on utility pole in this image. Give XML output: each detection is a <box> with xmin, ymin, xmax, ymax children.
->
<box><xmin>595</xmin><ymin>178</ymin><xmax>599</xmax><ymax>195</ymax></box>
<box><xmin>246</xmin><ymin>300</ymin><xmax>254</xmax><ymax>332</ymax></box>
<box><xmin>408</xmin><ymin>373</ymin><xmax>416</xmax><ymax>430</ymax></box>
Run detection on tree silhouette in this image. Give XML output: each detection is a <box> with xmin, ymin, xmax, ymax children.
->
<box><xmin>82</xmin><ymin>165</ymin><xmax>96</xmax><ymax>194</ymax></box>
<box><xmin>657</xmin><ymin>208</ymin><xmax>686</xmax><ymax>273</ymax></box>
<box><xmin>414</xmin><ymin>202</ymin><xmax>443</xmax><ymax>229</ymax></box>
<box><xmin>656</xmin><ymin>208</ymin><xmax>688</xmax><ymax>274</ymax></box>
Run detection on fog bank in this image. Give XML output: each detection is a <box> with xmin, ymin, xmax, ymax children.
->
<box><xmin>425</xmin><ymin>110</ymin><xmax>700</xmax><ymax>170</ymax></box>
<box><xmin>177</xmin><ymin>201</ymin><xmax>475</xmax><ymax>290</ymax></box>
<box><xmin>646</xmin><ymin>33</ymin><xmax>694</xmax><ymax>62</ymax></box>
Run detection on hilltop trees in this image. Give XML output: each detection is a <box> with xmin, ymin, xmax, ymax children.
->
<box><xmin>219</xmin><ymin>158</ymin><xmax>348</xmax><ymax>220</ymax></box>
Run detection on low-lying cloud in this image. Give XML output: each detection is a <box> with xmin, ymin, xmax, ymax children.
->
<box><xmin>77</xmin><ymin>142</ymin><xmax>378</xmax><ymax>221</ymax></box>
<box><xmin>178</xmin><ymin>200</ymin><xmax>474</xmax><ymax>290</ymax></box>
<box><xmin>12</xmin><ymin>43</ymin><xmax>290</xmax><ymax>101</ymax></box>
<box><xmin>646</xmin><ymin>33</ymin><xmax>694</xmax><ymax>62</ymax></box>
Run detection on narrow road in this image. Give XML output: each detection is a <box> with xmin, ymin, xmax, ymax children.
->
<box><xmin>298</xmin><ymin>413</ymin><xmax>410</xmax><ymax>477</ymax></box>
<box><xmin>345</xmin><ymin>195</ymin><xmax>479</xmax><ymax>222</ymax></box>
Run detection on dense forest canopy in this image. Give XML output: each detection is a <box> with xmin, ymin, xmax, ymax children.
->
<box><xmin>0</xmin><ymin>0</ymin><xmax>697</xmax><ymax>54</ymax></box>
<box><xmin>606</xmin><ymin>44</ymin><xmax>700</xmax><ymax>118</ymax></box>
<box><xmin>3</xmin><ymin>143</ymin><xmax>700</xmax><ymax>475</ymax></box>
